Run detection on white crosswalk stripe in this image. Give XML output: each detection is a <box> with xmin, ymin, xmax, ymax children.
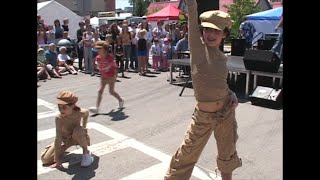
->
<box><xmin>37</xmin><ymin>98</ymin><xmax>221</xmax><ymax>179</ymax></box>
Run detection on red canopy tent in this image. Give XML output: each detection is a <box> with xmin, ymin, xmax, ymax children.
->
<box><xmin>147</xmin><ymin>4</ymin><xmax>181</xmax><ymax>21</ymax></box>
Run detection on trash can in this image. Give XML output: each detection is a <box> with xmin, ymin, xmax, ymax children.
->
<box><xmin>56</xmin><ymin>39</ymin><xmax>73</xmax><ymax>55</ymax></box>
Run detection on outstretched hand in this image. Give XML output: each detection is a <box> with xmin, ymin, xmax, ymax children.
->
<box><xmin>49</xmin><ymin>162</ymin><xmax>64</xmax><ymax>169</ymax></box>
<box><xmin>229</xmin><ymin>93</ymin><xmax>238</xmax><ymax>108</ymax></box>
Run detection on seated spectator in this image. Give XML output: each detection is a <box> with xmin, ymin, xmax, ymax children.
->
<box><xmin>37</xmin><ymin>48</ymin><xmax>51</xmax><ymax>80</ymax></box>
<box><xmin>175</xmin><ymin>33</ymin><xmax>189</xmax><ymax>58</ymax></box>
<box><xmin>45</xmin><ymin>43</ymin><xmax>62</xmax><ymax>78</ymax></box>
<box><xmin>57</xmin><ymin>46</ymin><xmax>77</xmax><ymax>75</ymax></box>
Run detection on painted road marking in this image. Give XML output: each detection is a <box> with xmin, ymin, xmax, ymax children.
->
<box><xmin>38</xmin><ymin>139</ymin><xmax>129</xmax><ymax>175</ymax></box>
<box><xmin>37</xmin><ymin>98</ymin><xmax>220</xmax><ymax>179</ymax></box>
<box><xmin>38</xmin><ymin>99</ymin><xmax>56</xmax><ymax>110</ymax></box>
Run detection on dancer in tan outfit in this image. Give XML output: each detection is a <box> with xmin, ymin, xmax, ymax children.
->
<box><xmin>164</xmin><ymin>1</ymin><xmax>242</xmax><ymax>180</ymax></box>
<box><xmin>40</xmin><ymin>91</ymin><xmax>93</xmax><ymax>168</ymax></box>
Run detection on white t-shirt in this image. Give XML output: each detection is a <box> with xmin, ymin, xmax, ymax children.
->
<box><xmin>151</xmin><ymin>44</ymin><xmax>162</xmax><ymax>56</ymax></box>
<box><xmin>58</xmin><ymin>54</ymin><xmax>71</xmax><ymax>62</ymax></box>
<box><xmin>130</xmin><ymin>28</ymin><xmax>137</xmax><ymax>45</ymax></box>
<box><xmin>152</xmin><ymin>27</ymin><xmax>168</xmax><ymax>38</ymax></box>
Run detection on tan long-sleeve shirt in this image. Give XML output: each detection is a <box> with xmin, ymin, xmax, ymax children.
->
<box><xmin>186</xmin><ymin>0</ymin><xmax>230</xmax><ymax>102</ymax></box>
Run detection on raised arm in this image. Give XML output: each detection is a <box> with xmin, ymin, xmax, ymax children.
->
<box><xmin>185</xmin><ymin>0</ymin><xmax>202</xmax><ymax>49</ymax></box>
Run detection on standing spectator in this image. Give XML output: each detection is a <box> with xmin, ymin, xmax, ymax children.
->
<box><xmin>62</xmin><ymin>18</ymin><xmax>69</xmax><ymax>32</ymax></box>
<box><xmin>137</xmin><ymin>21</ymin><xmax>153</xmax><ymax>72</ymax></box>
<box><xmin>130</xmin><ymin>22</ymin><xmax>138</xmax><ymax>70</ymax></box>
<box><xmin>150</xmin><ymin>38</ymin><xmax>162</xmax><ymax>71</ymax></box>
<box><xmin>99</xmin><ymin>24</ymin><xmax>108</xmax><ymax>41</ymax></box>
<box><xmin>153</xmin><ymin>21</ymin><xmax>168</xmax><ymax>39</ymax></box>
<box><xmin>137</xmin><ymin>29</ymin><xmax>148</xmax><ymax>76</ymax></box>
<box><xmin>76</xmin><ymin>21</ymin><xmax>85</xmax><ymax>71</ymax></box>
<box><xmin>53</xmin><ymin>19</ymin><xmax>64</xmax><ymax>44</ymax></box>
<box><xmin>46</xmin><ymin>25</ymin><xmax>55</xmax><ymax>44</ymax></box>
<box><xmin>91</xmin><ymin>33</ymin><xmax>101</xmax><ymax>76</ymax></box>
<box><xmin>114</xmin><ymin>36</ymin><xmax>125</xmax><ymax>77</ymax></box>
<box><xmin>83</xmin><ymin>25</ymin><xmax>95</xmax><ymax>75</ymax></box>
<box><xmin>271</xmin><ymin>0</ymin><xmax>283</xmax><ymax>60</ymax></box>
<box><xmin>110</xmin><ymin>23</ymin><xmax>120</xmax><ymax>53</ymax></box>
<box><xmin>37</xmin><ymin>14</ymin><xmax>42</xmax><ymax>30</ymax></box>
<box><xmin>239</xmin><ymin>17</ymin><xmax>256</xmax><ymax>49</ymax></box>
<box><xmin>120</xmin><ymin>24</ymin><xmax>132</xmax><ymax>71</ymax></box>
<box><xmin>161</xmin><ymin>38</ymin><xmax>171</xmax><ymax>71</ymax></box>
<box><xmin>84</xmin><ymin>19</ymin><xmax>95</xmax><ymax>32</ymax></box>
<box><xmin>37</xmin><ymin>26</ymin><xmax>47</xmax><ymax>45</ymax></box>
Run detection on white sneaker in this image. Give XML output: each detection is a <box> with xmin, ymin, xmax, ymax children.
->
<box><xmin>81</xmin><ymin>152</ymin><xmax>94</xmax><ymax>167</ymax></box>
<box><xmin>88</xmin><ymin>107</ymin><xmax>99</xmax><ymax>114</ymax></box>
<box><xmin>119</xmin><ymin>100</ymin><xmax>124</xmax><ymax>108</ymax></box>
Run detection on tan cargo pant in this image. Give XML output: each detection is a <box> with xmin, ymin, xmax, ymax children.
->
<box><xmin>40</xmin><ymin>126</ymin><xmax>90</xmax><ymax>165</ymax></box>
<box><xmin>165</xmin><ymin>96</ymin><xmax>242</xmax><ymax>179</ymax></box>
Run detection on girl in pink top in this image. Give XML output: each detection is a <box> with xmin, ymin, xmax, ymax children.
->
<box><xmin>89</xmin><ymin>41</ymin><xmax>124</xmax><ymax>114</ymax></box>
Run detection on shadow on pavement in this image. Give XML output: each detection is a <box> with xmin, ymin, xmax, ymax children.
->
<box><xmin>58</xmin><ymin>154</ymin><xmax>100</xmax><ymax>180</ymax></box>
<box><xmin>90</xmin><ymin>108</ymin><xmax>129</xmax><ymax>121</ymax></box>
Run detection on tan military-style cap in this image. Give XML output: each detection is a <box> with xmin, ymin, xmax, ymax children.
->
<box><xmin>200</xmin><ymin>10</ymin><xmax>232</xmax><ymax>31</ymax></box>
<box><xmin>56</xmin><ymin>91</ymin><xmax>78</xmax><ymax>105</ymax></box>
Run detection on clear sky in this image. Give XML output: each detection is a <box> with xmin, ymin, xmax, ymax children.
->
<box><xmin>116</xmin><ymin>0</ymin><xmax>132</xmax><ymax>9</ymax></box>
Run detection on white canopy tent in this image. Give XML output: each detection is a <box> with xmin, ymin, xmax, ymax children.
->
<box><xmin>90</xmin><ymin>17</ymin><xmax>99</xmax><ymax>28</ymax></box>
<box><xmin>37</xmin><ymin>0</ymin><xmax>82</xmax><ymax>39</ymax></box>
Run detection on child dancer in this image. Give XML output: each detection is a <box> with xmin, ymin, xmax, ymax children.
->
<box><xmin>40</xmin><ymin>91</ymin><xmax>93</xmax><ymax>168</ymax></box>
<box><xmin>89</xmin><ymin>41</ymin><xmax>124</xmax><ymax>114</ymax></box>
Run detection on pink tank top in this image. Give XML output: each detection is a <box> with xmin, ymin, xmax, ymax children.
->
<box><xmin>96</xmin><ymin>54</ymin><xmax>117</xmax><ymax>78</ymax></box>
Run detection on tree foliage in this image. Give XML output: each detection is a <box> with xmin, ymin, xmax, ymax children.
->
<box><xmin>129</xmin><ymin>0</ymin><xmax>151</xmax><ymax>16</ymax></box>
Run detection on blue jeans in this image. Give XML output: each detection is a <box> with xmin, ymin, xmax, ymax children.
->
<box><xmin>130</xmin><ymin>44</ymin><xmax>138</xmax><ymax>69</ymax></box>
<box><xmin>123</xmin><ymin>45</ymin><xmax>131</xmax><ymax>70</ymax></box>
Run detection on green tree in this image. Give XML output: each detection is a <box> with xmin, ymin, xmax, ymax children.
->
<box><xmin>145</xmin><ymin>6</ymin><xmax>163</xmax><ymax>15</ymax></box>
<box><xmin>225</xmin><ymin>0</ymin><xmax>260</xmax><ymax>39</ymax></box>
<box><xmin>129</xmin><ymin>0</ymin><xmax>151</xmax><ymax>16</ymax></box>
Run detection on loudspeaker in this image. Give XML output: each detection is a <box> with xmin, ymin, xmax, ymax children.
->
<box><xmin>249</xmin><ymin>86</ymin><xmax>283</xmax><ymax>108</ymax></box>
<box><xmin>264</xmin><ymin>33</ymin><xmax>280</xmax><ymax>40</ymax></box>
<box><xmin>197</xmin><ymin>0</ymin><xmax>219</xmax><ymax>16</ymax></box>
<box><xmin>257</xmin><ymin>39</ymin><xmax>276</xmax><ymax>50</ymax></box>
<box><xmin>243</xmin><ymin>50</ymin><xmax>281</xmax><ymax>73</ymax></box>
<box><xmin>231</xmin><ymin>38</ymin><xmax>246</xmax><ymax>56</ymax></box>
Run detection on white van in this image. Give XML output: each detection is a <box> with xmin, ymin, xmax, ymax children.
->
<box><xmin>98</xmin><ymin>17</ymin><xmax>127</xmax><ymax>26</ymax></box>
<box><xmin>126</xmin><ymin>16</ymin><xmax>144</xmax><ymax>25</ymax></box>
